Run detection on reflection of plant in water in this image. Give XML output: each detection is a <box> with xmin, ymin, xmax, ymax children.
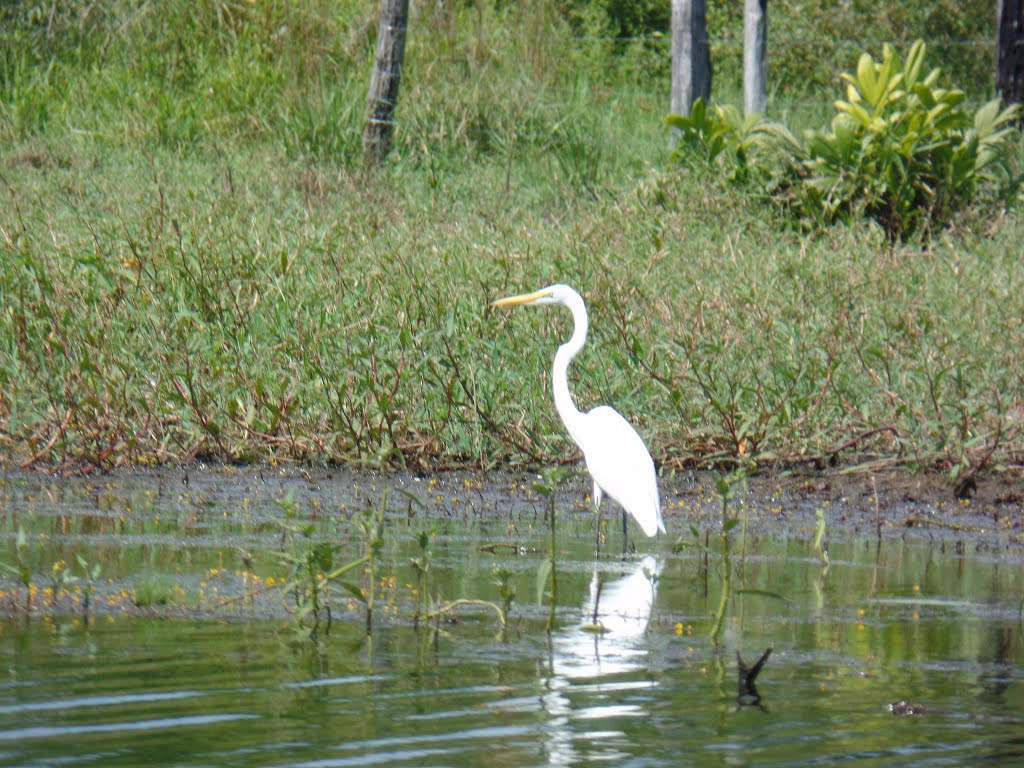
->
<box><xmin>673</xmin><ymin>468</ymin><xmax>790</xmax><ymax>648</ymax></box>
<box><xmin>736</xmin><ymin>647</ymin><xmax>773</xmax><ymax>710</ymax></box>
<box><xmin>709</xmin><ymin>470</ymin><xmax>746</xmax><ymax>648</ymax></box>
<box><xmin>701</xmin><ymin>469</ymin><xmax>789</xmax><ymax>648</ymax></box>
<box><xmin>410</xmin><ymin>525</ymin><xmax>516</xmax><ymax>639</ymax></box>
<box><xmin>642</xmin><ymin>562</ymin><xmax>660</xmax><ymax>631</ymax></box>
<box><xmin>417</xmin><ymin>563</ymin><xmax>516</xmax><ymax>641</ymax></box>
<box><xmin>812</xmin><ymin>506</ymin><xmax>831</xmax><ymax>612</ymax></box>
<box><xmin>533</xmin><ymin>466</ymin><xmax>570</xmax><ymax>636</ymax></box>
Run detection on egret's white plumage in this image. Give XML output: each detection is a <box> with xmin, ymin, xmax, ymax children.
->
<box><xmin>492</xmin><ymin>284</ymin><xmax>666</xmax><ymax>540</ymax></box>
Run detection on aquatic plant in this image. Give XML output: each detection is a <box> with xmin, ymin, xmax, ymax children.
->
<box><xmin>48</xmin><ymin>558</ymin><xmax>72</xmax><ymax>606</ymax></box>
<box><xmin>814</xmin><ymin>507</ymin><xmax>830</xmax><ymax>566</ymax></box>
<box><xmin>132</xmin><ymin>576</ymin><xmax>185</xmax><ymax>608</ymax></box>
<box><xmin>493</xmin><ymin>565</ymin><xmax>516</xmax><ymax>641</ymax></box>
<box><xmin>351</xmin><ymin>491</ymin><xmax>388</xmax><ymax>635</ymax></box>
<box><xmin>273</xmin><ymin>492</ymin><xmax>372</xmax><ymax>640</ymax></box>
<box><xmin>708</xmin><ymin>470</ymin><xmax>745</xmax><ymax>648</ymax></box>
<box><xmin>419</xmin><ymin>561</ymin><xmax>517</xmax><ymax>641</ymax></box>
<box><xmin>75</xmin><ymin>553</ymin><xmax>102</xmax><ymax>620</ymax></box>
<box><xmin>267</xmin><ymin>487</ymin><xmax>520</xmax><ymax>642</ymax></box>
<box><xmin>409</xmin><ymin>527</ymin><xmax>436</xmax><ymax>627</ymax></box>
<box><xmin>0</xmin><ymin>527</ymin><xmax>33</xmax><ymax>610</ymax></box>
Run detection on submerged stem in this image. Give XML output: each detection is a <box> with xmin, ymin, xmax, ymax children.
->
<box><xmin>710</xmin><ymin>526</ymin><xmax>732</xmax><ymax>648</ymax></box>
<box><xmin>547</xmin><ymin>499</ymin><xmax>557</xmax><ymax>635</ymax></box>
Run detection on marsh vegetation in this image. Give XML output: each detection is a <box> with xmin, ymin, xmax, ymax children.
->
<box><xmin>1</xmin><ymin>1</ymin><xmax>1021</xmax><ymax>486</ymax></box>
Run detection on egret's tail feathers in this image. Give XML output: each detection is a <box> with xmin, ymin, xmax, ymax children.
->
<box><xmin>636</xmin><ymin>511</ymin><xmax>666</xmax><ymax>538</ymax></box>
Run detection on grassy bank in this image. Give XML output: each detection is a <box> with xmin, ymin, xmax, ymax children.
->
<box><xmin>1</xmin><ymin>1</ymin><xmax>1022</xmax><ymax>486</ymax></box>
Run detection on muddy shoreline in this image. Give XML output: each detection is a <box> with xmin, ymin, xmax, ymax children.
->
<box><xmin>4</xmin><ymin>461</ymin><xmax>1023</xmax><ymax>543</ymax></box>
<box><xmin>1</xmin><ymin>463</ymin><xmax>1023</xmax><ymax>623</ymax></box>
<box><xmin>734</xmin><ymin>467</ymin><xmax>1024</xmax><ymax>543</ymax></box>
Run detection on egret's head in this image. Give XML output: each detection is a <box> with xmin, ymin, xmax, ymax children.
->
<box><xmin>491</xmin><ymin>284</ymin><xmax>577</xmax><ymax>309</ymax></box>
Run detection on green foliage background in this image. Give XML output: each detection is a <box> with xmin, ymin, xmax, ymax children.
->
<box><xmin>0</xmin><ymin>0</ymin><xmax>1021</xmax><ymax>480</ymax></box>
<box><xmin>0</xmin><ymin>0</ymin><xmax>1003</xmax><ymax>150</ymax></box>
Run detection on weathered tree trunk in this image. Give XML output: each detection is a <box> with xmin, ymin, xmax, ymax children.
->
<box><xmin>997</xmin><ymin>0</ymin><xmax>1024</xmax><ymax>104</ymax></box>
<box><xmin>670</xmin><ymin>0</ymin><xmax>711</xmax><ymax>118</ymax></box>
<box><xmin>364</xmin><ymin>0</ymin><xmax>410</xmax><ymax>167</ymax></box>
<box><xmin>744</xmin><ymin>0</ymin><xmax>768</xmax><ymax>116</ymax></box>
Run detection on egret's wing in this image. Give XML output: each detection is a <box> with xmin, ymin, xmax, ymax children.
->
<box><xmin>580</xmin><ymin>406</ymin><xmax>665</xmax><ymax>537</ymax></box>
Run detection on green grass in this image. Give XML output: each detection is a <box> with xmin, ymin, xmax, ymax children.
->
<box><xmin>1</xmin><ymin>1</ymin><xmax>1022</xmax><ymax>483</ymax></box>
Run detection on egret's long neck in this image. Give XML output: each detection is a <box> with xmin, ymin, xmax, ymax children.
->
<box><xmin>552</xmin><ymin>292</ymin><xmax>589</xmax><ymax>446</ymax></box>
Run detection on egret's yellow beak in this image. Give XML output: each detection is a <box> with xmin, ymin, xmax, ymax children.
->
<box><xmin>491</xmin><ymin>289</ymin><xmax>551</xmax><ymax>308</ymax></box>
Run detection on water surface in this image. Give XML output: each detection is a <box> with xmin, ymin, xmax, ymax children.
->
<box><xmin>1</xmin><ymin>469</ymin><xmax>1023</xmax><ymax>766</ymax></box>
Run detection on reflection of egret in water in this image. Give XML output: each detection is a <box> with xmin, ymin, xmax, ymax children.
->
<box><xmin>539</xmin><ymin>556</ymin><xmax>662</xmax><ymax>765</ymax></box>
<box><xmin>559</xmin><ymin>555</ymin><xmax>661</xmax><ymax>676</ymax></box>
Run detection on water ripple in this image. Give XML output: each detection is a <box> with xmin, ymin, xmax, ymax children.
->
<box><xmin>0</xmin><ymin>713</ymin><xmax>259</xmax><ymax>742</ymax></box>
<box><xmin>0</xmin><ymin>690</ymin><xmax>202</xmax><ymax>716</ymax></box>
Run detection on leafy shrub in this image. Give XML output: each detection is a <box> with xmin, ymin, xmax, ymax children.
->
<box><xmin>786</xmin><ymin>41</ymin><xmax>1019</xmax><ymax>240</ymax></box>
<box><xmin>667</xmin><ymin>41</ymin><xmax>1021</xmax><ymax>241</ymax></box>
<box><xmin>666</xmin><ymin>98</ymin><xmax>788</xmax><ymax>185</ymax></box>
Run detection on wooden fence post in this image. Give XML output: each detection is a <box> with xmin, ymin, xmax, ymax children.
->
<box><xmin>997</xmin><ymin>0</ymin><xmax>1023</xmax><ymax>104</ymax></box>
<box><xmin>364</xmin><ymin>0</ymin><xmax>410</xmax><ymax>167</ymax></box>
<box><xmin>671</xmin><ymin>0</ymin><xmax>711</xmax><ymax>119</ymax></box>
<box><xmin>743</xmin><ymin>0</ymin><xmax>768</xmax><ymax>116</ymax></box>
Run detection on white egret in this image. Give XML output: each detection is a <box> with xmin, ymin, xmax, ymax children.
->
<box><xmin>492</xmin><ymin>284</ymin><xmax>666</xmax><ymax>547</ymax></box>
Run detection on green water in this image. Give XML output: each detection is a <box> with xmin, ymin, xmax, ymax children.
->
<box><xmin>1</xmin><ymin>469</ymin><xmax>1023</xmax><ymax>766</ymax></box>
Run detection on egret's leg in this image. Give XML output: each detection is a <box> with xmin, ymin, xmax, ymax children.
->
<box><xmin>621</xmin><ymin>509</ymin><xmax>629</xmax><ymax>553</ymax></box>
<box><xmin>593</xmin><ymin>481</ymin><xmax>603</xmax><ymax>554</ymax></box>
